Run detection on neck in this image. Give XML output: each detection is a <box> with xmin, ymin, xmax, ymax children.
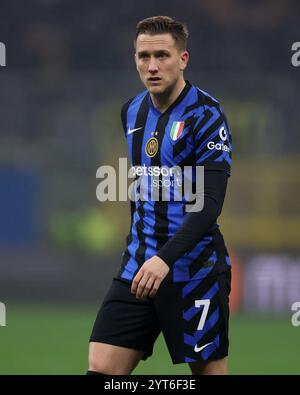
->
<box><xmin>150</xmin><ymin>77</ymin><xmax>186</xmax><ymax>113</ymax></box>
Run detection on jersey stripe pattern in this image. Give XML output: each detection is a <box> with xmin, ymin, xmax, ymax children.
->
<box><xmin>117</xmin><ymin>81</ymin><xmax>232</xmax><ymax>283</ymax></box>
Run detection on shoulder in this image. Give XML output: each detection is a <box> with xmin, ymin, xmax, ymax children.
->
<box><xmin>191</xmin><ymin>85</ymin><xmax>225</xmax><ymax>116</ymax></box>
<box><xmin>121</xmin><ymin>90</ymin><xmax>148</xmax><ymax>119</ymax></box>
<box><xmin>120</xmin><ymin>90</ymin><xmax>148</xmax><ymax>132</ymax></box>
<box><xmin>188</xmin><ymin>85</ymin><xmax>230</xmax><ymax>132</ymax></box>
<box><xmin>187</xmin><ymin>85</ymin><xmax>231</xmax><ymax>150</ymax></box>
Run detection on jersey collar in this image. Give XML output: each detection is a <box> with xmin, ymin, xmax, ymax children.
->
<box><xmin>148</xmin><ymin>80</ymin><xmax>192</xmax><ymax>117</ymax></box>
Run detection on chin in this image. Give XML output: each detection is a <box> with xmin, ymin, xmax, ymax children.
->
<box><xmin>148</xmin><ymin>84</ymin><xmax>166</xmax><ymax>96</ymax></box>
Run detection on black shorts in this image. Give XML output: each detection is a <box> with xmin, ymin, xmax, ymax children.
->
<box><xmin>90</xmin><ymin>270</ymin><xmax>231</xmax><ymax>364</ymax></box>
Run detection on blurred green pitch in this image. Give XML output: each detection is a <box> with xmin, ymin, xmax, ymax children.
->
<box><xmin>0</xmin><ymin>304</ymin><xmax>299</xmax><ymax>375</ymax></box>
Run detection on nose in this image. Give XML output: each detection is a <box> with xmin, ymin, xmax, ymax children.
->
<box><xmin>148</xmin><ymin>57</ymin><xmax>158</xmax><ymax>73</ymax></box>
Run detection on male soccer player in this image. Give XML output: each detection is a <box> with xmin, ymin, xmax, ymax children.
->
<box><xmin>88</xmin><ymin>16</ymin><xmax>232</xmax><ymax>375</ymax></box>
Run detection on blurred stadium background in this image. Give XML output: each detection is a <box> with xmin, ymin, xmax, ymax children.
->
<box><xmin>0</xmin><ymin>0</ymin><xmax>299</xmax><ymax>375</ymax></box>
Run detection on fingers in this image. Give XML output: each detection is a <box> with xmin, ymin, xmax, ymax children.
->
<box><xmin>131</xmin><ymin>260</ymin><xmax>166</xmax><ymax>300</ymax></box>
<box><xmin>135</xmin><ymin>273</ymin><xmax>152</xmax><ymax>299</ymax></box>
<box><xmin>131</xmin><ymin>270</ymin><xmax>144</xmax><ymax>295</ymax></box>
<box><xmin>139</xmin><ymin>277</ymin><xmax>155</xmax><ymax>300</ymax></box>
<box><xmin>149</xmin><ymin>279</ymin><xmax>160</xmax><ymax>299</ymax></box>
<box><xmin>131</xmin><ymin>271</ymin><xmax>160</xmax><ymax>300</ymax></box>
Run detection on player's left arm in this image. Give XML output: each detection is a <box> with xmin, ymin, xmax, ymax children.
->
<box><xmin>131</xmin><ymin>170</ymin><xmax>228</xmax><ymax>299</ymax></box>
<box><xmin>131</xmin><ymin>102</ymin><xmax>232</xmax><ymax>300</ymax></box>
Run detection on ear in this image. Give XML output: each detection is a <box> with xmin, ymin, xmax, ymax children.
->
<box><xmin>134</xmin><ymin>52</ymin><xmax>139</xmax><ymax>71</ymax></box>
<box><xmin>179</xmin><ymin>51</ymin><xmax>189</xmax><ymax>71</ymax></box>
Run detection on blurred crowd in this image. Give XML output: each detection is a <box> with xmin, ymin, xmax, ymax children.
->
<box><xmin>1</xmin><ymin>0</ymin><xmax>298</xmax><ymax>71</ymax></box>
<box><xmin>0</xmin><ymin>0</ymin><xmax>299</xmax><ymax>263</ymax></box>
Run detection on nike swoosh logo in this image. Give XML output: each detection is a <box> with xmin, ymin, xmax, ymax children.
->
<box><xmin>194</xmin><ymin>342</ymin><xmax>213</xmax><ymax>353</ymax></box>
<box><xmin>127</xmin><ymin>126</ymin><xmax>143</xmax><ymax>135</ymax></box>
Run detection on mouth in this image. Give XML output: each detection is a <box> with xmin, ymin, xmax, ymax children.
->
<box><xmin>148</xmin><ymin>77</ymin><xmax>162</xmax><ymax>83</ymax></box>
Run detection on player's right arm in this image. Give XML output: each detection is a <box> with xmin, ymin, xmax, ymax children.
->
<box><xmin>121</xmin><ymin>100</ymin><xmax>136</xmax><ymax>226</ymax></box>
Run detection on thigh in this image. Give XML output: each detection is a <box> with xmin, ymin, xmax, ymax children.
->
<box><xmin>188</xmin><ymin>356</ymin><xmax>228</xmax><ymax>375</ymax></box>
<box><xmin>90</xmin><ymin>279</ymin><xmax>161</xmax><ymax>362</ymax></box>
<box><xmin>89</xmin><ymin>342</ymin><xmax>144</xmax><ymax>375</ymax></box>
<box><xmin>155</xmin><ymin>271</ymin><xmax>231</xmax><ymax>365</ymax></box>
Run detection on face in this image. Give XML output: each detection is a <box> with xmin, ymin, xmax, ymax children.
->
<box><xmin>135</xmin><ymin>33</ymin><xmax>189</xmax><ymax>96</ymax></box>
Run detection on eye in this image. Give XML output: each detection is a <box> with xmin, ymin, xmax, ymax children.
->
<box><xmin>157</xmin><ymin>53</ymin><xmax>169</xmax><ymax>59</ymax></box>
<box><xmin>139</xmin><ymin>53</ymin><xmax>149</xmax><ymax>60</ymax></box>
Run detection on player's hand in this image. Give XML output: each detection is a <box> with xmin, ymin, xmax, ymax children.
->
<box><xmin>131</xmin><ymin>256</ymin><xmax>169</xmax><ymax>300</ymax></box>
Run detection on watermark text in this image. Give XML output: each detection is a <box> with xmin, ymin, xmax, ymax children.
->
<box><xmin>0</xmin><ymin>302</ymin><xmax>6</xmax><ymax>326</ymax></box>
<box><xmin>291</xmin><ymin>42</ymin><xmax>300</xmax><ymax>67</ymax></box>
<box><xmin>96</xmin><ymin>158</ymin><xmax>204</xmax><ymax>212</ymax></box>
<box><xmin>0</xmin><ymin>42</ymin><xmax>6</xmax><ymax>66</ymax></box>
<box><xmin>291</xmin><ymin>302</ymin><xmax>300</xmax><ymax>327</ymax></box>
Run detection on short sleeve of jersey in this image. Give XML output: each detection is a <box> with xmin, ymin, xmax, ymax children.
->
<box><xmin>121</xmin><ymin>99</ymin><xmax>134</xmax><ymax>136</ymax></box>
<box><xmin>193</xmin><ymin>93</ymin><xmax>232</xmax><ymax>176</ymax></box>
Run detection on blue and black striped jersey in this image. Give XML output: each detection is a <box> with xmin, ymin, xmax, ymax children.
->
<box><xmin>117</xmin><ymin>80</ymin><xmax>232</xmax><ymax>283</ymax></box>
